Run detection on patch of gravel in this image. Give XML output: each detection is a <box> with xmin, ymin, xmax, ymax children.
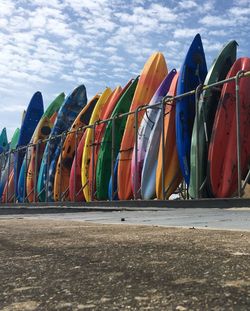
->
<box><xmin>0</xmin><ymin>219</ymin><xmax>249</xmax><ymax>310</ymax></box>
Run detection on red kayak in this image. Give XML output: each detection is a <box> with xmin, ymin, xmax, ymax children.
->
<box><xmin>208</xmin><ymin>57</ymin><xmax>250</xmax><ymax>197</ymax></box>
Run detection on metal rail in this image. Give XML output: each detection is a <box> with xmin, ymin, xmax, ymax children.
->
<box><xmin>0</xmin><ymin>70</ymin><xmax>250</xmax><ymax>205</ymax></box>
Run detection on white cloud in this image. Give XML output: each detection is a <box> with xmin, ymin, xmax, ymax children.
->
<box><xmin>229</xmin><ymin>6</ymin><xmax>250</xmax><ymax>16</ymax></box>
<box><xmin>233</xmin><ymin>0</ymin><xmax>250</xmax><ymax>5</ymax></box>
<box><xmin>173</xmin><ymin>28</ymin><xmax>202</xmax><ymax>38</ymax></box>
<box><xmin>166</xmin><ymin>40</ymin><xmax>181</xmax><ymax>48</ymax></box>
<box><xmin>0</xmin><ymin>0</ymin><xmax>249</xmax><ymax>138</ymax></box>
<box><xmin>208</xmin><ymin>29</ymin><xmax>228</xmax><ymax>36</ymax></box>
<box><xmin>0</xmin><ymin>0</ymin><xmax>15</xmax><ymax>17</ymax></box>
<box><xmin>199</xmin><ymin>15</ymin><xmax>235</xmax><ymax>27</ymax></box>
<box><xmin>179</xmin><ymin>1</ymin><xmax>198</xmax><ymax>9</ymax></box>
<box><xmin>0</xmin><ymin>104</ymin><xmax>27</xmax><ymax>113</ymax></box>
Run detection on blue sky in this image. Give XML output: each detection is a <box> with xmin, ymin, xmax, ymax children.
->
<box><xmin>0</xmin><ymin>0</ymin><xmax>250</xmax><ymax>138</ymax></box>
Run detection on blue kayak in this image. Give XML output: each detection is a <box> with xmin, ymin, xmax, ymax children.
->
<box><xmin>37</xmin><ymin>85</ymin><xmax>87</xmax><ymax>202</ymax></box>
<box><xmin>14</xmin><ymin>92</ymin><xmax>44</xmax><ymax>201</ymax></box>
<box><xmin>176</xmin><ymin>34</ymin><xmax>207</xmax><ymax>186</ymax></box>
<box><xmin>108</xmin><ymin>153</ymin><xmax>119</xmax><ymax>201</ymax></box>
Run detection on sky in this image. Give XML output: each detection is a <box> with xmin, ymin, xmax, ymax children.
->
<box><xmin>0</xmin><ymin>0</ymin><xmax>250</xmax><ymax>139</ymax></box>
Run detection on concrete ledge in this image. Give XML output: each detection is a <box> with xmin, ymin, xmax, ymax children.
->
<box><xmin>1</xmin><ymin>198</ymin><xmax>250</xmax><ymax>215</ymax></box>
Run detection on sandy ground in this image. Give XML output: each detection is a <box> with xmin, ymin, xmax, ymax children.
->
<box><xmin>0</xmin><ymin>218</ymin><xmax>249</xmax><ymax>310</ymax></box>
<box><xmin>243</xmin><ymin>184</ymin><xmax>250</xmax><ymax>198</ymax></box>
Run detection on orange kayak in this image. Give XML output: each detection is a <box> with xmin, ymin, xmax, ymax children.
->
<box><xmin>26</xmin><ymin>114</ymin><xmax>57</xmax><ymax>202</ymax></box>
<box><xmin>2</xmin><ymin>169</ymin><xmax>14</xmax><ymax>203</ymax></box>
<box><xmin>54</xmin><ymin>95</ymin><xmax>99</xmax><ymax>201</ymax></box>
<box><xmin>156</xmin><ymin>73</ymin><xmax>182</xmax><ymax>199</ymax></box>
<box><xmin>118</xmin><ymin>52</ymin><xmax>168</xmax><ymax>200</ymax></box>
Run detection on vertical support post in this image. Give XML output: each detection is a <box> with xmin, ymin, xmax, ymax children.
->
<box><xmin>13</xmin><ymin>148</ymin><xmax>18</xmax><ymax>203</ymax></box>
<box><xmin>0</xmin><ymin>153</ymin><xmax>3</xmax><ymax>182</ymax></box>
<box><xmin>195</xmin><ymin>84</ymin><xmax>202</xmax><ymax>199</ymax></box>
<box><xmin>235</xmin><ymin>70</ymin><xmax>244</xmax><ymax>197</ymax></box>
<box><xmin>59</xmin><ymin>132</ymin><xmax>65</xmax><ymax>202</ymax></box>
<box><xmin>111</xmin><ymin>116</ymin><xmax>116</xmax><ymax>201</ymax></box>
<box><xmin>134</xmin><ymin>107</ymin><xmax>139</xmax><ymax>200</ymax></box>
<box><xmin>45</xmin><ymin>138</ymin><xmax>51</xmax><ymax>203</ymax></box>
<box><xmin>33</xmin><ymin>140</ymin><xmax>40</xmax><ymax>203</ymax></box>
<box><xmin>6</xmin><ymin>150</ymin><xmax>11</xmax><ymax>204</ymax></box>
<box><xmin>242</xmin><ymin>167</ymin><xmax>250</xmax><ymax>191</ymax></box>
<box><xmin>161</xmin><ymin>99</ymin><xmax>166</xmax><ymax>200</ymax></box>
<box><xmin>23</xmin><ymin>145</ymin><xmax>29</xmax><ymax>203</ymax></box>
<box><xmin>73</xmin><ymin>129</ymin><xmax>78</xmax><ymax>202</ymax></box>
<box><xmin>91</xmin><ymin>123</ymin><xmax>96</xmax><ymax>202</ymax></box>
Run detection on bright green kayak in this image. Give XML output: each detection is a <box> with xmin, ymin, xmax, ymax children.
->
<box><xmin>43</xmin><ymin>92</ymin><xmax>65</xmax><ymax>119</ymax></box>
<box><xmin>10</xmin><ymin>128</ymin><xmax>20</xmax><ymax>150</ymax></box>
<box><xmin>189</xmin><ymin>40</ymin><xmax>237</xmax><ymax>198</ymax></box>
<box><xmin>96</xmin><ymin>77</ymin><xmax>139</xmax><ymax>200</ymax></box>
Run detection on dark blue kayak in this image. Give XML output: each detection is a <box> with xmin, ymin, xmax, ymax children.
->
<box><xmin>14</xmin><ymin>92</ymin><xmax>44</xmax><ymax>201</ymax></box>
<box><xmin>108</xmin><ymin>153</ymin><xmax>119</xmax><ymax>201</ymax></box>
<box><xmin>176</xmin><ymin>34</ymin><xmax>207</xmax><ymax>186</ymax></box>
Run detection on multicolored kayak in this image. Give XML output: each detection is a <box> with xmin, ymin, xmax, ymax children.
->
<box><xmin>156</xmin><ymin>73</ymin><xmax>182</xmax><ymax>199</ymax></box>
<box><xmin>88</xmin><ymin>87</ymin><xmax>122</xmax><ymax>199</ymax></box>
<box><xmin>53</xmin><ymin>94</ymin><xmax>99</xmax><ymax>201</ymax></box>
<box><xmin>208</xmin><ymin>57</ymin><xmax>250</xmax><ymax>198</ymax></box>
<box><xmin>131</xmin><ymin>69</ymin><xmax>176</xmax><ymax>198</ymax></box>
<box><xmin>96</xmin><ymin>78</ymin><xmax>139</xmax><ymax>200</ymax></box>
<box><xmin>140</xmin><ymin>70</ymin><xmax>177</xmax><ymax>200</ymax></box>
<box><xmin>176</xmin><ymin>34</ymin><xmax>207</xmax><ymax>186</ymax></box>
<box><xmin>81</xmin><ymin>88</ymin><xmax>112</xmax><ymax>202</ymax></box>
<box><xmin>25</xmin><ymin>93</ymin><xmax>65</xmax><ymax>202</ymax></box>
<box><xmin>15</xmin><ymin>92</ymin><xmax>44</xmax><ymax>201</ymax></box>
<box><xmin>0</xmin><ymin>128</ymin><xmax>19</xmax><ymax>201</ymax></box>
<box><xmin>118</xmin><ymin>52</ymin><xmax>168</xmax><ymax>200</ymax></box>
<box><xmin>189</xmin><ymin>40</ymin><xmax>237</xmax><ymax>198</ymax></box>
<box><xmin>37</xmin><ymin>85</ymin><xmax>87</xmax><ymax>202</ymax></box>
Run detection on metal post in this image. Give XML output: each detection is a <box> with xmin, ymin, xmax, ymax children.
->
<box><xmin>0</xmin><ymin>153</ymin><xmax>3</xmax><ymax>182</ymax></box>
<box><xmin>13</xmin><ymin>148</ymin><xmax>18</xmax><ymax>203</ymax></box>
<box><xmin>45</xmin><ymin>139</ymin><xmax>51</xmax><ymax>203</ymax></box>
<box><xmin>6</xmin><ymin>150</ymin><xmax>11</xmax><ymax>204</ymax></box>
<box><xmin>58</xmin><ymin>133</ymin><xmax>65</xmax><ymax>202</ymax></box>
<box><xmin>242</xmin><ymin>167</ymin><xmax>250</xmax><ymax>192</ymax></box>
<box><xmin>23</xmin><ymin>145</ymin><xmax>29</xmax><ymax>203</ymax></box>
<box><xmin>161</xmin><ymin>98</ymin><xmax>166</xmax><ymax>200</ymax></box>
<box><xmin>111</xmin><ymin>117</ymin><xmax>116</xmax><ymax>201</ymax></box>
<box><xmin>91</xmin><ymin>123</ymin><xmax>96</xmax><ymax>201</ymax></box>
<box><xmin>235</xmin><ymin>70</ymin><xmax>244</xmax><ymax>197</ymax></box>
<box><xmin>195</xmin><ymin>84</ymin><xmax>203</xmax><ymax>199</ymax></box>
<box><xmin>134</xmin><ymin>107</ymin><xmax>139</xmax><ymax>200</ymax></box>
<box><xmin>73</xmin><ymin>130</ymin><xmax>78</xmax><ymax>202</ymax></box>
<box><xmin>33</xmin><ymin>140</ymin><xmax>40</xmax><ymax>203</ymax></box>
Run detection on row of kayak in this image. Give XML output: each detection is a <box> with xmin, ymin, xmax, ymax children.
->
<box><xmin>0</xmin><ymin>33</ymin><xmax>250</xmax><ymax>203</ymax></box>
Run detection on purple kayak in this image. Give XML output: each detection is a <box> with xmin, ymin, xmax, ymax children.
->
<box><xmin>131</xmin><ymin>69</ymin><xmax>177</xmax><ymax>198</ymax></box>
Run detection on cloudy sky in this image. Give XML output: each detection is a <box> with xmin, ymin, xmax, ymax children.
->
<box><xmin>0</xmin><ymin>0</ymin><xmax>249</xmax><ymax>138</ymax></box>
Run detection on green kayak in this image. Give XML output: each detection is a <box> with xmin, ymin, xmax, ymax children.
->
<box><xmin>189</xmin><ymin>40</ymin><xmax>237</xmax><ymax>198</ymax></box>
<box><xmin>96</xmin><ymin>77</ymin><xmax>139</xmax><ymax>200</ymax></box>
<box><xmin>10</xmin><ymin>128</ymin><xmax>20</xmax><ymax>150</ymax></box>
